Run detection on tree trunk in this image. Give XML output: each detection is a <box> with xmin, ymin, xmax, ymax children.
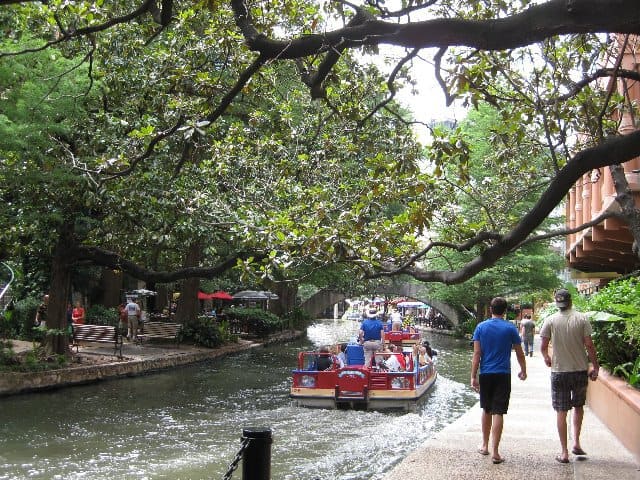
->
<box><xmin>174</xmin><ymin>241</ymin><xmax>201</xmax><ymax>325</ymax></box>
<box><xmin>45</xmin><ymin>230</ymin><xmax>74</xmax><ymax>356</ymax></box>
<box><xmin>610</xmin><ymin>164</ymin><xmax>640</xmax><ymax>261</ymax></box>
<box><xmin>263</xmin><ymin>277</ymin><xmax>298</xmax><ymax>317</ymax></box>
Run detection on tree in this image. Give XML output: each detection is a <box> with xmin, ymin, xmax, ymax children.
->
<box><xmin>2</xmin><ymin>1</ymin><xmax>640</xmax><ymax>328</ymax></box>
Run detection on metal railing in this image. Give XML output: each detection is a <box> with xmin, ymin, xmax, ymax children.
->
<box><xmin>0</xmin><ymin>262</ymin><xmax>14</xmax><ymax>308</ymax></box>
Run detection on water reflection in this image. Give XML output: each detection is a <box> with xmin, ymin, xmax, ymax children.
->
<box><xmin>0</xmin><ymin>320</ymin><xmax>475</xmax><ymax>480</ymax></box>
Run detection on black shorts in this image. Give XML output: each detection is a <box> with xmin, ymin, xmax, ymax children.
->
<box><xmin>551</xmin><ymin>371</ymin><xmax>588</xmax><ymax>411</ymax></box>
<box><xmin>479</xmin><ymin>373</ymin><xmax>511</xmax><ymax>415</ymax></box>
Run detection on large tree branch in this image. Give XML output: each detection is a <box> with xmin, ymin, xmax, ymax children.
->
<box><xmin>74</xmin><ymin>245</ymin><xmax>267</xmax><ymax>283</ymax></box>
<box><xmin>370</xmin><ymin>130</ymin><xmax>640</xmax><ymax>283</ymax></box>
<box><xmin>231</xmin><ymin>0</ymin><xmax>640</xmax><ymax>60</ymax></box>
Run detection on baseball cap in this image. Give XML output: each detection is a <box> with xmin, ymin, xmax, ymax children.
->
<box><xmin>554</xmin><ymin>289</ymin><xmax>571</xmax><ymax>307</ymax></box>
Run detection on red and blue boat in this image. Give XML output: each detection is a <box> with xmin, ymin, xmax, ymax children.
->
<box><xmin>290</xmin><ymin>344</ymin><xmax>437</xmax><ymax>411</ymax></box>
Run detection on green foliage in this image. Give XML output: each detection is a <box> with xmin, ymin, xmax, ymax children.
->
<box><xmin>11</xmin><ymin>297</ymin><xmax>40</xmax><ymax>340</ymax></box>
<box><xmin>0</xmin><ymin>341</ymin><xmax>67</xmax><ymax>372</ymax></box>
<box><xmin>283</xmin><ymin>306</ymin><xmax>311</xmax><ymax>330</ymax></box>
<box><xmin>226</xmin><ymin>307</ymin><xmax>286</xmax><ymax>337</ymax></box>
<box><xmin>180</xmin><ymin>316</ymin><xmax>235</xmax><ymax>348</ymax></box>
<box><xmin>85</xmin><ymin>304</ymin><xmax>118</xmax><ymax>326</ymax></box>
<box><xmin>583</xmin><ymin>278</ymin><xmax>640</xmax><ymax>380</ymax></box>
<box><xmin>613</xmin><ymin>357</ymin><xmax>640</xmax><ymax>389</ymax></box>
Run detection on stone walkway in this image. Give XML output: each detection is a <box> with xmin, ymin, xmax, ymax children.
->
<box><xmin>383</xmin><ymin>347</ymin><xmax>639</xmax><ymax>480</ymax></box>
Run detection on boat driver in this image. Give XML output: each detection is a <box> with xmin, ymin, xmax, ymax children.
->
<box><xmin>359</xmin><ymin>308</ymin><xmax>384</xmax><ymax>367</ymax></box>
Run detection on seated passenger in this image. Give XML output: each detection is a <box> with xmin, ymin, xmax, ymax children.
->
<box><xmin>316</xmin><ymin>345</ymin><xmax>333</xmax><ymax>371</ymax></box>
<box><xmin>381</xmin><ymin>346</ymin><xmax>403</xmax><ymax>371</ymax></box>
<box><xmin>335</xmin><ymin>343</ymin><xmax>347</xmax><ymax>368</ymax></box>
<box><xmin>418</xmin><ymin>345</ymin><xmax>432</xmax><ymax>366</ymax></box>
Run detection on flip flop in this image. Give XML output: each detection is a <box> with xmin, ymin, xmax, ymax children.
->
<box><xmin>572</xmin><ymin>447</ymin><xmax>587</xmax><ymax>455</ymax></box>
<box><xmin>492</xmin><ymin>457</ymin><xmax>504</xmax><ymax>464</ymax></box>
<box><xmin>477</xmin><ymin>448</ymin><xmax>489</xmax><ymax>456</ymax></box>
<box><xmin>556</xmin><ymin>456</ymin><xmax>570</xmax><ymax>464</ymax></box>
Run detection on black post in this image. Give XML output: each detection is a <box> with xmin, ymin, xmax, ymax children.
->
<box><xmin>242</xmin><ymin>427</ymin><xmax>272</xmax><ymax>480</ymax></box>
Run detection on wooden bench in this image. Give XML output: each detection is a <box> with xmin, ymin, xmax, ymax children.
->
<box><xmin>73</xmin><ymin>324</ymin><xmax>123</xmax><ymax>358</ymax></box>
<box><xmin>137</xmin><ymin>321</ymin><xmax>182</xmax><ymax>346</ymax></box>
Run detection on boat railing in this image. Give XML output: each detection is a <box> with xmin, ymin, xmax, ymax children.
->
<box><xmin>295</xmin><ymin>351</ymin><xmax>338</xmax><ymax>371</ymax></box>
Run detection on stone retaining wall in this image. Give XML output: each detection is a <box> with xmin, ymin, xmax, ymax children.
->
<box><xmin>587</xmin><ymin>368</ymin><xmax>640</xmax><ymax>463</ymax></box>
<box><xmin>0</xmin><ymin>330</ymin><xmax>303</xmax><ymax>397</ymax></box>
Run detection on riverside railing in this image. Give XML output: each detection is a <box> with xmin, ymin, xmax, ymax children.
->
<box><xmin>0</xmin><ymin>262</ymin><xmax>14</xmax><ymax>307</ymax></box>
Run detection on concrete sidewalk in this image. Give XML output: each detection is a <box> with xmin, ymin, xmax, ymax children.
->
<box><xmin>383</xmin><ymin>343</ymin><xmax>640</xmax><ymax>480</ymax></box>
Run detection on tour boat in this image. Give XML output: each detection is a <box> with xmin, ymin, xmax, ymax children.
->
<box><xmin>290</xmin><ymin>344</ymin><xmax>437</xmax><ymax>411</ymax></box>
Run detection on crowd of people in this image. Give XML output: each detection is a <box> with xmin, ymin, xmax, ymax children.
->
<box><xmin>312</xmin><ymin>307</ymin><xmax>437</xmax><ymax>372</ymax></box>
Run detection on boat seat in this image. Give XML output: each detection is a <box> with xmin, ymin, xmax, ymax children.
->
<box><xmin>346</xmin><ymin>344</ymin><xmax>365</xmax><ymax>365</ymax></box>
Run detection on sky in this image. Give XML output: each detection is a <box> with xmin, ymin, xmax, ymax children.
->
<box><xmin>375</xmin><ymin>46</ymin><xmax>468</xmax><ymax>144</ymax></box>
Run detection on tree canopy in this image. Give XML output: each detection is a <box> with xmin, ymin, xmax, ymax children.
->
<box><xmin>2</xmin><ymin>0</ymin><xmax>640</xmax><ymax>297</ymax></box>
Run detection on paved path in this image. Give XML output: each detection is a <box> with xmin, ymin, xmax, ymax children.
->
<box><xmin>383</xmin><ymin>343</ymin><xmax>640</xmax><ymax>480</ymax></box>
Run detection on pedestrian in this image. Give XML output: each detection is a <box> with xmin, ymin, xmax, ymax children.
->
<box><xmin>520</xmin><ymin>314</ymin><xmax>536</xmax><ymax>357</ymax></box>
<box><xmin>471</xmin><ymin>296</ymin><xmax>527</xmax><ymax>464</ymax></box>
<box><xmin>539</xmin><ymin>289</ymin><xmax>600</xmax><ymax>464</ymax></box>
<box><xmin>358</xmin><ymin>308</ymin><xmax>384</xmax><ymax>367</ymax></box>
<box><xmin>118</xmin><ymin>303</ymin><xmax>128</xmax><ymax>337</ymax></box>
<box><xmin>34</xmin><ymin>294</ymin><xmax>49</xmax><ymax>328</ymax></box>
<box><xmin>125</xmin><ymin>297</ymin><xmax>141</xmax><ymax>342</ymax></box>
<box><xmin>71</xmin><ymin>300</ymin><xmax>86</xmax><ymax>324</ymax></box>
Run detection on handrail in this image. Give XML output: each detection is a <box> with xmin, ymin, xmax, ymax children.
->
<box><xmin>0</xmin><ymin>262</ymin><xmax>15</xmax><ymax>306</ymax></box>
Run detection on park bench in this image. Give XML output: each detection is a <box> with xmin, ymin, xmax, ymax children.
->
<box><xmin>73</xmin><ymin>323</ymin><xmax>123</xmax><ymax>358</ymax></box>
<box><xmin>137</xmin><ymin>321</ymin><xmax>182</xmax><ymax>347</ymax></box>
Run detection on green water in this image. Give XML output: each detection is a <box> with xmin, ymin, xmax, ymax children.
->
<box><xmin>0</xmin><ymin>320</ymin><xmax>475</xmax><ymax>480</ymax></box>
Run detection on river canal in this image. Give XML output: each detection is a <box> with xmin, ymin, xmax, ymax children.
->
<box><xmin>0</xmin><ymin>319</ymin><xmax>476</xmax><ymax>480</ymax></box>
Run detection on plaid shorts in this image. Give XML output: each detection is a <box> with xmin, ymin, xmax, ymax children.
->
<box><xmin>551</xmin><ymin>371</ymin><xmax>588</xmax><ymax>411</ymax></box>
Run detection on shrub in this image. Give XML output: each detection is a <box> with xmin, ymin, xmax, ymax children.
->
<box><xmin>12</xmin><ymin>297</ymin><xmax>40</xmax><ymax>340</ymax></box>
<box><xmin>180</xmin><ymin>316</ymin><xmax>236</xmax><ymax>348</ymax></box>
<box><xmin>85</xmin><ymin>304</ymin><xmax>118</xmax><ymax>326</ymax></box>
<box><xmin>226</xmin><ymin>307</ymin><xmax>286</xmax><ymax>337</ymax></box>
<box><xmin>284</xmin><ymin>306</ymin><xmax>311</xmax><ymax>330</ymax></box>
<box><xmin>585</xmin><ymin>278</ymin><xmax>640</xmax><ymax>379</ymax></box>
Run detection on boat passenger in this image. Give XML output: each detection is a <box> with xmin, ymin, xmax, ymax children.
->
<box><xmin>418</xmin><ymin>345</ymin><xmax>433</xmax><ymax>366</ymax></box>
<box><xmin>382</xmin><ymin>346</ymin><xmax>404</xmax><ymax>371</ymax></box>
<box><xmin>390</xmin><ymin>309</ymin><xmax>403</xmax><ymax>331</ymax></box>
<box><xmin>358</xmin><ymin>308</ymin><xmax>384</xmax><ymax>367</ymax></box>
<box><xmin>335</xmin><ymin>343</ymin><xmax>347</xmax><ymax>368</ymax></box>
<box><xmin>316</xmin><ymin>345</ymin><xmax>333</xmax><ymax>371</ymax></box>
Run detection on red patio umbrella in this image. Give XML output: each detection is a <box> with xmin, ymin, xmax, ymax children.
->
<box><xmin>198</xmin><ymin>291</ymin><xmax>215</xmax><ymax>300</ymax></box>
<box><xmin>210</xmin><ymin>290</ymin><xmax>234</xmax><ymax>301</ymax></box>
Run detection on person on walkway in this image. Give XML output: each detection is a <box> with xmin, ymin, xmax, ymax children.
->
<box><xmin>125</xmin><ymin>298</ymin><xmax>141</xmax><ymax>342</ymax></box>
<box><xmin>71</xmin><ymin>300</ymin><xmax>86</xmax><ymax>324</ymax></box>
<box><xmin>34</xmin><ymin>294</ymin><xmax>49</xmax><ymax>328</ymax></box>
<box><xmin>520</xmin><ymin>314</ymin><xmax>536</xmax><ymax>357</ymax></box>
<box><xmin>540</xmin><ymin>289</ymin><xmax>600</xmax><ymax>464</ymax></box>
<box><xmin>471</xmin><ymin>296</ymin><xmax>527</xmax><ymax>464</ymax></box>
<box><xmin>358</xmin><ymin>308</ymin><xmax>384</xmax><ymax>367</ymax></box>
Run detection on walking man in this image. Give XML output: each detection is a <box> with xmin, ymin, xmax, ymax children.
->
<box><xmin>125</xmin><ymin>297</ymin><xmax>141</xmax><ymax>342</ymax></box>
<box><xmin>471</xmin><ymin>297</ymin><xmax>527</xmax><ymax>464</ymax></box>
<box><xmin>520</xmin><ymin>314</ymin><xmax>536</xmax><ymax>357</ymax></box>
<box><xmin>540</xmin><ymin>289</ymin><xmax>600</xmax><ymax>464</ymax></box>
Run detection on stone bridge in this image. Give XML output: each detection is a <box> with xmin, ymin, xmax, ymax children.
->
<box><xmin>300</xmin><ymin>281</ymin><xmax>468</xmax><ymax>326</ymax></box>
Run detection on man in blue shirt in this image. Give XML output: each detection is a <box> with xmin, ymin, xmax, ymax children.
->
<box><xmin>471</xmin><ymin>297</ymin><xmax>527</xmax><ymax>464</ymax></box>
<box><xmin>358</xmin><ymin>308</ymin><xmax>384</xmax><ymax>367</ymax></box>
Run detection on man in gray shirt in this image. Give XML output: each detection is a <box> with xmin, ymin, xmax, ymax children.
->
<box><xmin>540</xmin><ymin>289</ymin><xmax>600</xmax><ymax>464</ymax></box>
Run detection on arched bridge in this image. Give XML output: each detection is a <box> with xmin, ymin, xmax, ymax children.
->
<box><xmin>300</xmin><ymin>282</ymin><xmax>467</xmax><ymax>327</ymax></box>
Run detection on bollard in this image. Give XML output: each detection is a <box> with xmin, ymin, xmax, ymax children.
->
<box><xmin>242</xmin><ymin>427</ymin><xmax>272</xmax><ymax>480</ymax></box>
